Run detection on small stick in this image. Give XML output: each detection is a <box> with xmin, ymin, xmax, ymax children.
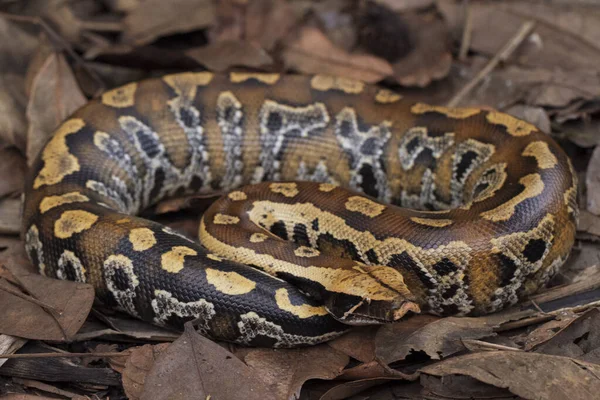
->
<box><xmin>458</xmin><ymin>0</ymin><xmax>473</xmax><ymax>61</ymax></box>
<box><xmin>0</xmin><ymin>351</ymin><xmax>131</xmax><ymax>359</ymax></box>
<box><xmin>447</xmin><ymin>20</ymin><xmax>536</xmax><ymax>107</ymax></box>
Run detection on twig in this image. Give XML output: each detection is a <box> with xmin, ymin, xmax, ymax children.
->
<box><xmin>461</xmin><ymin>339</ymin><xmax>523</xmax><ymax>352</ymax></box>
<box><xmin>530</xmin><ymin>300</ymin><xmax>546</xmax><ymax>314</ymax></box>
<box><xmin>0</xmin><ymin>351</ymin><xmax>131</xmax><ymax>359</ymax></box>
<box><xmin>447</xmin><ymin>20</ymin><xmax>536</xmax><ymax>107</ymax></box>
<box><xmin>458</xmin><ymin>0</ymin><xmax>472</xmax><ymax>62</ymax></box>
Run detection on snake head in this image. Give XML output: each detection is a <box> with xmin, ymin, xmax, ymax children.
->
<box><xmin>324</xmin><ymin>264</ymin><xmax>421</xmax><ymax>325</ymax></box>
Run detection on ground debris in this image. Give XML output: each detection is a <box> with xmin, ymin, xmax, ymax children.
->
<box><xmin>0</xmin><ymin>0</ymin><xmax>599</xmax><ymax>398</ymax></box>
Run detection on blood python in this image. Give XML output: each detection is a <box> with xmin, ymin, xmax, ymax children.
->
<box><xmin>22</xmin><ymin>72</ymin><xmax>578</xmax><ymax>347</ymax></box>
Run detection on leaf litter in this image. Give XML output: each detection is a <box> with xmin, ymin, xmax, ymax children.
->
<box><xmin>0</xmin><ymin>0</ymin><xmax>600</xmax><ymax>398</ymax></box>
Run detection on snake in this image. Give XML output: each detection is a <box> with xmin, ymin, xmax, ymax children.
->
<box><xmin>21</xmin><ymin>72</ymin><xmax>578</xmax><ymax>347</ymax></box>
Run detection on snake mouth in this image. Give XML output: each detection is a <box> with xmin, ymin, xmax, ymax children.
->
<box><xmin>326</xmin><ymin>295</ymin><xmax>421</xmax><ymax>326</ymax></box>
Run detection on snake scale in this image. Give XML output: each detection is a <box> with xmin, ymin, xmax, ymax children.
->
<box><xmin>22</xmin><ymin>72</ymin><xmax>578</xmax><ymax>347</ymax></box>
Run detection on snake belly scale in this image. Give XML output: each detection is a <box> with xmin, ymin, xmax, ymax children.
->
<box><xmin>22</xmin><ymin>72</ymin><xmax>578</xmax><ymax>347</ymax></box>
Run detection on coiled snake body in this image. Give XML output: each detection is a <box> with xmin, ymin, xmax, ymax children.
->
<box><xmin>22</xmin><ymin>72</ymin><xmax>578</xmax><ymax>347</ymax></box>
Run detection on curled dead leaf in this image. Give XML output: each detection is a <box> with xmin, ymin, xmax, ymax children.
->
<box><xmin>186</xmin><ymin>41</ymin><xmax>272</xmax><ymax>72</ymax></box>
<box><xmin>375</xmin><ymin>316</ymin><xmax>495</xmax><ymax>363</ymax></box>
<box><xmin>122</xmin><ymin>343</ymin><xmax>170</xmax><ymax>400</ymax></box>
<box><xmin>242</xmin><ymin>345</ymin><xmax>349</xmax><ymax>399</ymax></box>
<box><xmin>588</xmin><ymin>146</ymin><xmax>600</xmax><ymax>216</ymax></box>
<box><xmin>0</xmin><ymin>252</ymin><xmax>94</xmax><ymax>341</ymax></box>
<box><xmin>0</xmin><ymin>147</ymin><xmax>27</xmax><ymax>198</ymax></box>
<box><xmin>141</xmin><ymin>324</ymin><xmax>275</xmax><ymax>400</ymax></box>
<box><xmin>25</xmin><ymin>51</ymin><xmax>86</xmax><ymax>165</ymax></box>
<box><xmin>421</xmin><ymin>351</ymin><xmax>600</xmax><ymax>400</ymax></box>
<box><xmin>123</xmin><ymin>0</ymin><xmax>216</xmax><ymax>46</ymax></box>
<box><xmin>282</xmin><ymin>26</ymin><xmax>393</xmax><ymax>83</ymax></box>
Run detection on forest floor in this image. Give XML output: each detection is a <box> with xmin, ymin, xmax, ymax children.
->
<box><xmin>1</xmin><ymin>0</ymin><xmax>600</xmax><ymax>399</ymax></box>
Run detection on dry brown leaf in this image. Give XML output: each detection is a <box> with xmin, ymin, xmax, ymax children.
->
<box><xmin>391</xmin><ymin>9</ymin><xmax>452</xmax><ymax>87</ymax></box>
<box><xmin>577</xmin><ymin>210</ymin><xmax>600</xmax><ymax>238</ymax></box>
<box><xmin>25</xmin><ymin>51</ymin><xmax>86</xmax><ymax>165</ymax></box>
<box><xmin>123</xmin><ymin>0</ymin><xmax>216</xmax><ymax>46</ymax></box>
<box><xmin>501</xmin><ymin>66</ymin><xmax>600</xmax><ymax>108</ymax></box>
<box><xmin>420</xmin><ymin>351</ymin><xmax>600</xmax><ymax>400</ymax></box>
<box><xmin>375</xmin><ymin>316</ymin><xmax>495</xmax><ymax>363</ymax></box>
<box><xmin>122</xmin><ymin>343</ymin><xmax>170</xmax><ymax>400</ymax></box>
<box><xmin>81</xmin><ymin>311</ymin><xmax>179</xmax><ymax>342</ymax></box>
<box><xmin>0</xmin><ymin>18</ymin><xmax>39</xmax><ymax>151</ymax></box>
<box><xmin>186</xmin><ymin>40</ymin><xmax>273</xmax><ymax>72</ymax></box>
<box><xmin>282</xmin><ymin>26</ymin><xmax>393</xmax><ymax>83</ymax></box>
<box><xmin>420</xmin><ymin>373</ymin><xmax>515</xmax><ymax>399</ymax></box>
<box><xmin>2</xmin><ymin>395</ymin><xmax>59</xmax><ymax>400</ymax></box>
<box><xmin>0</xmin><ymin>198</ymin><xmax>21</xmax><ymax>235</ymax></box>
<box><xmin>242</xmin><ymin>345</ymin><xmax>349</xmax><ymax>399</ymax></box>
<box><xmin>245</xmin><ymin>0</ymin><xmax>298</xmax><ymax>51</ymax></box>
<box><xmin>320</xmin><ymin>377</ymin><xmax>416</xmax><ymax>400</ymax></box>
<box><xmin>141</xmin><ymin>324</ymin><xmax>275</xmax><ymax>400</ymax></box>
<box><xmin>588</xmin><ymin>146</ymin><xmax>600</xmax><ymax>215</ymax></box>
<box><xmin>559</xmin><ymin>118</ymin><xmax>600</xmax><ymax>148</ymax></box>
<box><xmin>522</xmin><ymin>312</ymin><xmax>579</xmax><ymax>351</ymax></box>
<box><xmin>0</xmin><ymin>252</ymin><xmax>94</xmax><ymax>341</ymax></box>
<box><xmin>0</xmin><ymin>147</ymin><xmax>27</xmax><ymax>198</ymax></box>
<box><xmin>439</xmin><ymin>0</ymin><xmax>600</xmax><ymax>72</ymax></box>
<box><xmin>532</xmin><ymin>308</ymin><xmax>600</xmax><ymax>361</ymax></box>
<box><xmin>327</xmin><ymin>326</ymin><xmax>378</xmax><ymax>363</ymax></box>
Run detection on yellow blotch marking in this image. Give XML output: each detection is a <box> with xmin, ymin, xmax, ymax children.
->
<box><xmin>39</xmin><ymin>192</ymin><xmax>89</xmax><ymax>214</ymax></box>
<box><xmin>411</xmin><ymin>103</ymin><xmax>481</xmax><ymax>119</ymax></box>
<box><xmin>207</xmin><ymin>254</ymin><xmax>223</xmax><ymax>261</ymax></box>
<box><xmin>522</xmin><ymin>141</ymin><xmax>557</xmax><ymax>169</ymax></box>
<box><xmin>228</xmin><ymin>191</ymin><xmax>247</xmax><ymax>201</ymax></box>
<box><xmin>101</xmin><ymin>82</ymin><xmax>137</xmax><ymax>108</ymax></box>
<box><xmin>205</xmin><ymin>268</ymin><xmax>256</xmax><ymax>295</ymax></box>
<box><xmin>116</xmin><ymin>218</ymin><xmax>131</xmax><ymax>224</ymax></box>
<box><xmin>213</xmin><ymin>214</ymin><xmax>240</xmax><ymax>225</ymax></box>
<box><xmin>54</xmin><ymin>210</ymin><xmax>98</xmax><ymax>239</ymax></box>
<box><xmin>162</xmin><ymin>72</ymin><xmax>214</xmax><ymax>99</ymax></box>
<box><xmin>345</xmin><ymin>196</ymin><xmax>385</xmax><ymax>218</ymax></box>
<box><xmin>200</xmin><ymin>218</ymin><xmax>417</xmax><ymax>304</ymax></box>
<box><xmin>33</xmin><ymin>119</ymin><xmax>84</xmax><ymax>189</ymax></box>
<box><xmin>269</xmin><ymin>182</ymin><xmax>299</xmax><ymax>198</ymax></box>
<box><xmin>410</xmin><ymin>217</ymin><xmax>453</xmax><ymax>227</ymax></box>
<box><xmin>310</xmin><ymin>75</ymin><xmax>364</xmax><ymax>94</ymax></box>
<box><xmin>486</xmin><ymin>112</ymin><xmax>537</xmax><ymax>136</ymax></box>
<box><xmin>129</xmin><ymin>228</ymin><xmax>156</xmax><ymax>251</ymax></box>
<box><xmin>294</xmin><ymin>246</ymin><xmax>320</xmax><ymax>258</ymax></box>
<box><xmin>481</xmin><ymin>173</ymin><xmax>545</xmax><ymax>222</ymax></box>
<box><xmin>229</xmin><ymin>72</ymin><xmax>280</xmax><ymax>84</ymax></box>
<box><xmin>161</xmin><ymin>246</ymin><xmax>197</xmax><ymax>273</ymax></box>
<box><xmin>250</xmin><ymin>233</ymin><xmax>269</xmax><ymax>243</ymax></box>
<box><xmin>319</xmin><ymin>183</ymin><xmax>337</xmax><ymax>192</ymax></box>
<box><xmin>275</xmin><ymin>288</ymin><xmax>328</xmax><ymax>318</ymax></box>
<box><xmin>375</xmin><ymin>89</ymin><xmax>402</xmax><ymax>103</ymax></box>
